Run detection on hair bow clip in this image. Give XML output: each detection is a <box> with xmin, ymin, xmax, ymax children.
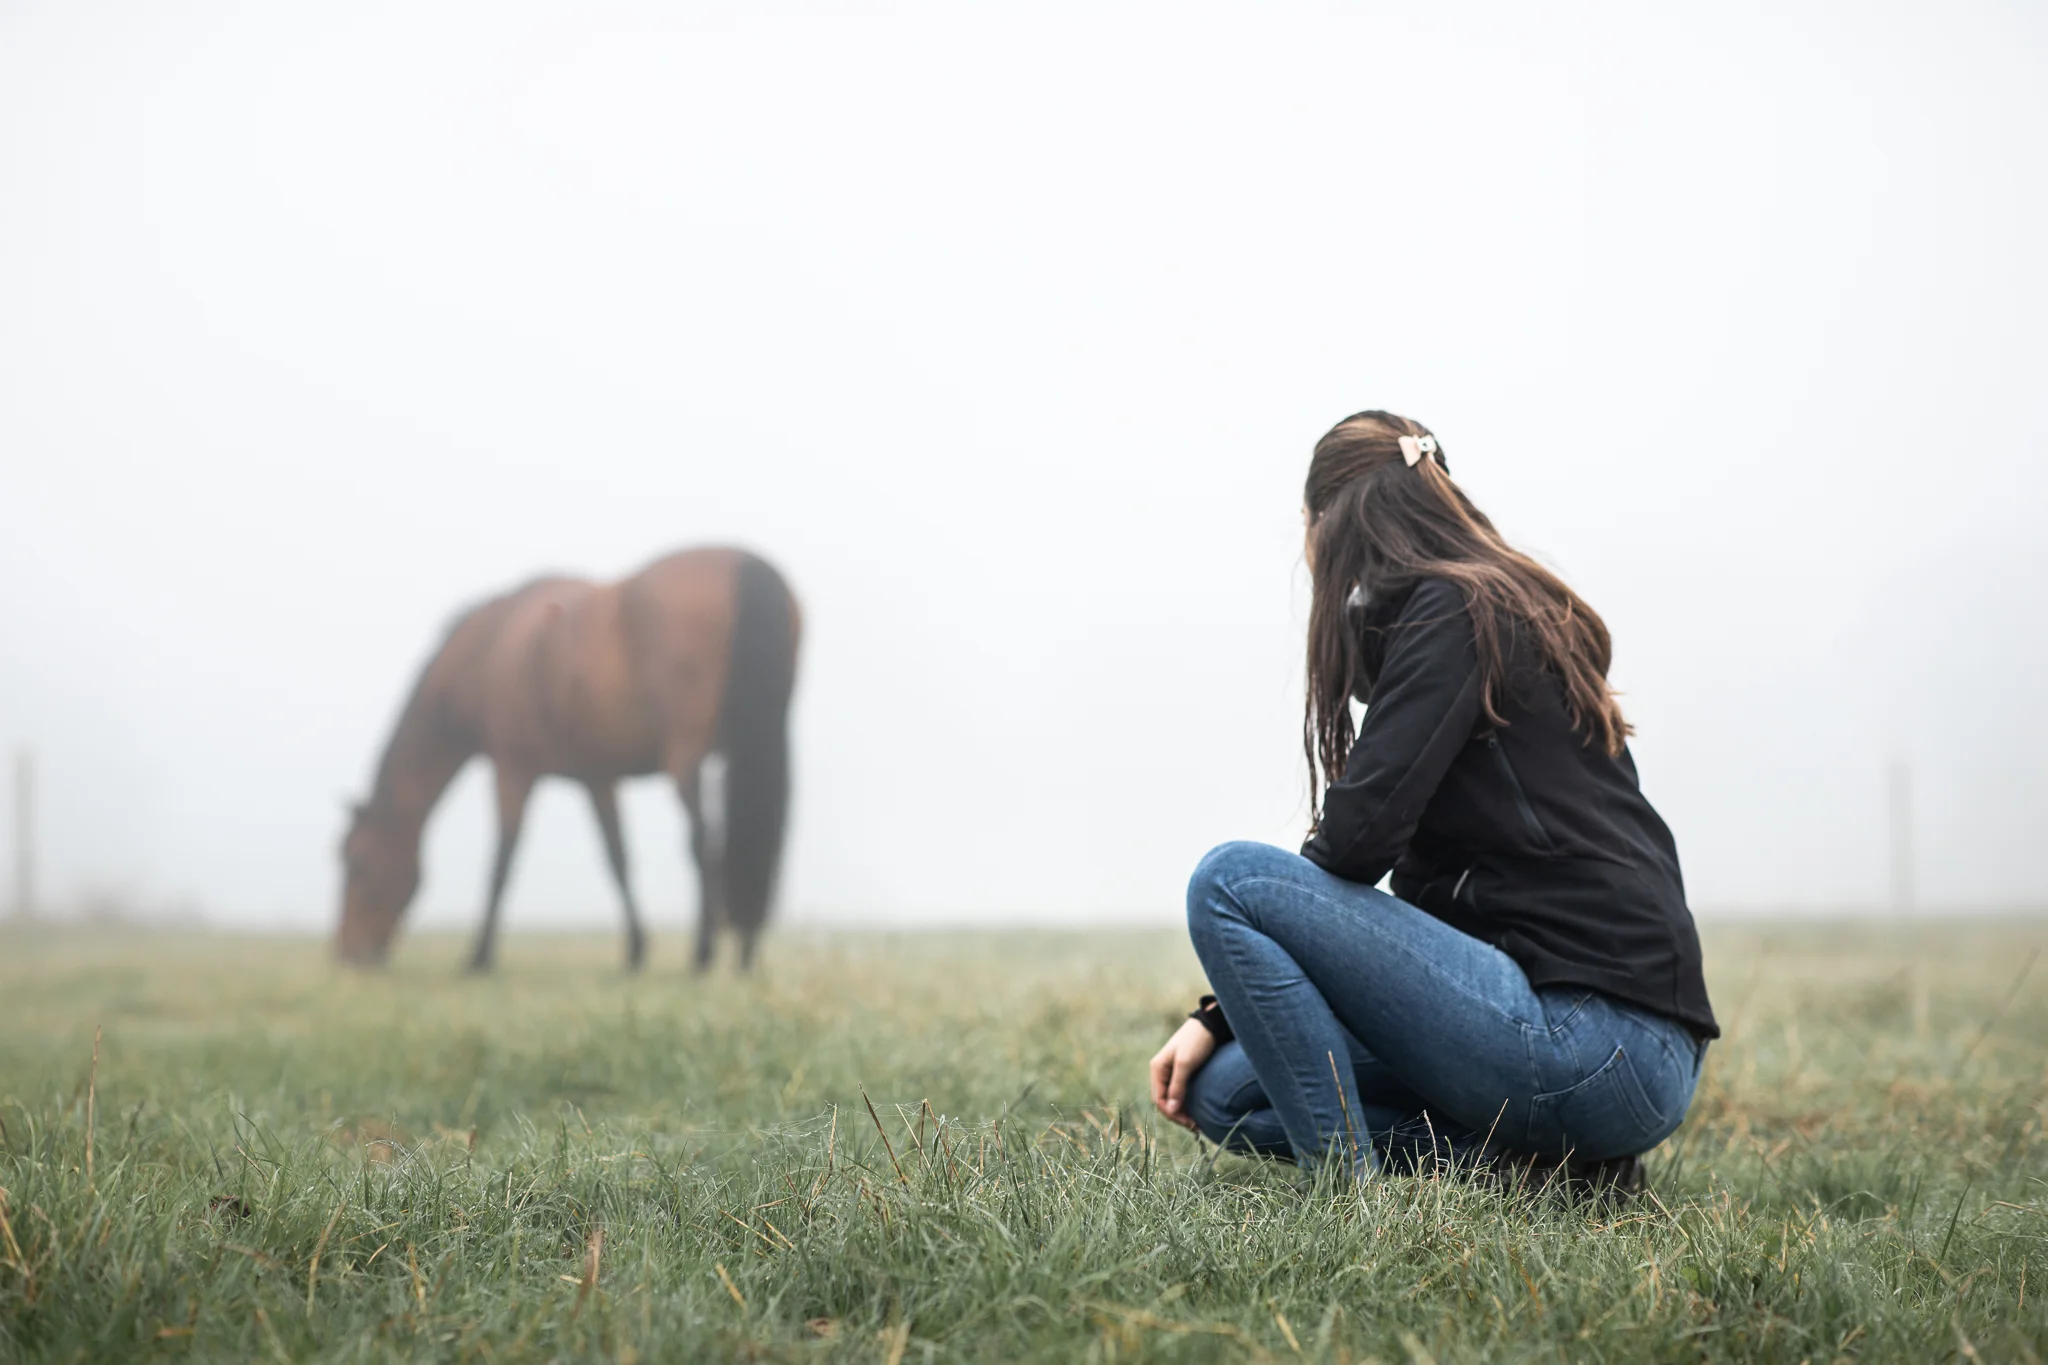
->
<box><xmin>1398</xmin><ymin>434</ymin><xmax>1438</xmax><ymax>467</ymax></box>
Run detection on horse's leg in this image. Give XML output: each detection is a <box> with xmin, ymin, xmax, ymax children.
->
<box><xmin>674</xmin><ymin>761</ymin><xmax>722</xmax><ymax>974</ymax></box>
<box><xmin>586</xmin><ymin>782</ymin><xmax>646</xmax><ymax>973</ymax></box>
<box><xmin>467</xmin><ymin>765</ymin><xmax>536</xmax><ymax>974</ymax></box>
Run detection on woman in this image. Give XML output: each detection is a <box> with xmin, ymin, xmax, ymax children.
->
<box><xmin>1150</xmin><ymin>411</ymin><xmax>1716</xmax><ymax>1192</ymax></box>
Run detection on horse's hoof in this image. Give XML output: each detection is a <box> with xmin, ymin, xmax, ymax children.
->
<box><xmin>462</xmin><ymin>958</ymin><xmax>493</xmax><ymax>976</ymax></box>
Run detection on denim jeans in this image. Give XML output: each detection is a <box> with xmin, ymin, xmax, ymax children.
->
<box><xmin>1183</xmin><ymin>841</ymin><xmax>1704</xmax><ymax>1172</ymax></box>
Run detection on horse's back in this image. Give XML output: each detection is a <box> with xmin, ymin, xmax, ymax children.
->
<box><xmin>454</xmin><ymin>551</ymin><xmax>786</xmax><ymax>781</ymax></box>
<box><xmin>463</xmin><ymin>578</ymin><xmax>607</xmax><ymax>769</ymax></box>
<box><xmin>541</xmin><ymin>579</ymin><xmax>665</xmax><ymax>778</ymax></box>
<box><xmin>426</xmin><ymin>578</ymin><xmax>578</xmax><ymax>733</ymax></box>
<box><xmin>616</xmin><ymin>549</ymin><xmax>757</xmax><ymax>773</ymax></box>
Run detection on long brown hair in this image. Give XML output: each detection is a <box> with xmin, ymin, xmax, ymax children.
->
<box><xmin>1302</xmin><ymin>411</ymin><xmax>1629</xmax><ymax>826</ymax></box>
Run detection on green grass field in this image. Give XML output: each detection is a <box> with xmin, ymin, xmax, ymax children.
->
<box><xmin>1</xmin><ymin>921</ymin><xmax>2044</xmax><ymax>1362</ymax></box>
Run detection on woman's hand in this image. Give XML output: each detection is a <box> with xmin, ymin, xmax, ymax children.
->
<box><xmin>1150</xmin><ymin>1018</ymin><xmax>1218</xmax><ymax>1131</ymax></box>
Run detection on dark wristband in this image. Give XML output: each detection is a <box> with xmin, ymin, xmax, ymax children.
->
<box><xmin>1188</xmin><ymin>993</ymin><xmax>1233</xmax><ymax>1043</ymax></box>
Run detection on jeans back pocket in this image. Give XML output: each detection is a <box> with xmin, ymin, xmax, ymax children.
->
<box><xmin>1524</xmin><ymin>1044</ymin><xmax>1672</xmax><ymax>1163</ymax></box>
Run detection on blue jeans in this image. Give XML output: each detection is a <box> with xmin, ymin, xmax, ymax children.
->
<box><xmin>1183</xmin><ymin>841</ymin><xmax>1704</xmax><ymax>1172</ymax></box>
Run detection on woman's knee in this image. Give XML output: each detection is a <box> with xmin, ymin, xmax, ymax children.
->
<box><xmin>1186</xmin><ymin>840</ymin><xmax>1296</xmax><ymax>937</ymax></box>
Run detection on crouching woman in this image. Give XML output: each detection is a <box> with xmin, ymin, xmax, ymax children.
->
<box><xmin>1150</xmin><ymin>411</ymin><xmax>1717</xmax><ymax>1192</ymax></box>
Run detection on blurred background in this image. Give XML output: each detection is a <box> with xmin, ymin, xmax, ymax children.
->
<box><xmin>1</xmin><ymin>0</ymin><xmax>2042</xmax><ymax>935</ymax></box>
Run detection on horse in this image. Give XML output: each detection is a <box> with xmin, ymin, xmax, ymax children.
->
<box><xmin>335</xmin><ymin>547</ymin><xmax>799</xmax><ymax>973</ymax></box>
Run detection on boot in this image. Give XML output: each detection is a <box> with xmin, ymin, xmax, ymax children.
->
<box><xmin>1481</xmin><ymin>1149</ymin><xmax>1644</xmax><ymax>1205</ymax></box>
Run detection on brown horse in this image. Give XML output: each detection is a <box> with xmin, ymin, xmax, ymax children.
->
<box><xmin>335</xmin><ymin>547</ymin><xmax>799</xmax><ymax>972</ymax></box>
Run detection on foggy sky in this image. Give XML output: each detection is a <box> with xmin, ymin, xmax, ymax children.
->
<box><xmin>2</xmin><ymin>0</ymin><xmax>2044</xmax><ymax>936</ymax></box>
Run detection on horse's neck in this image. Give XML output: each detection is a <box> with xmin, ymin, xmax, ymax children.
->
<box><xmin>369</xmin><ymin>679</ymin><xmax>475</xmax><ymax>839</ymax></box>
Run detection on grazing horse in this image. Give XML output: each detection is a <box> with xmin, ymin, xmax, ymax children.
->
<box><xmin>335</xmin><ymin>547</ymin><xmax>799</xmax><ymax>972</ymax></box>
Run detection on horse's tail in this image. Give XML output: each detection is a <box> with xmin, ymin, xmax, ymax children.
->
<box><xmin>715</xmin><ymin>553</ymin><xmax>797</xmax><ymax>959</ymax></box>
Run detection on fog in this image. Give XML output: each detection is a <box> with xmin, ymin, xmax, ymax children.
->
<box><xmin>2</xmin><ymin>1</ymin><xmax>2044</xmax><ymax>936</ymax></box>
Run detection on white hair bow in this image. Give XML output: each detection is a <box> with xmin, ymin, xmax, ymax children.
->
<box><xmin>1397</xmin><ymin>434</ymin><xmax>1439</xmax><ymax>467</ymax></box>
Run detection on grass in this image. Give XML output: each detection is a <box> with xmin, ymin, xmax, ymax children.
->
<box><xmin>0</xmin><ymin>921</ymin><xmax>2044</xmax><ymax>1362</ymax></box>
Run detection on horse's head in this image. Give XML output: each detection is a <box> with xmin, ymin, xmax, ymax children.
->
<box><xmin>335</xmin><ymin>801</ymin><xmax>420</xmax><ymax>966</ymax></box>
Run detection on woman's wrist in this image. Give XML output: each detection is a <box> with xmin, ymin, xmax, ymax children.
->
<box><xmin>1187</xmin><ymin>993</ymin><xmax>1233</xmax><ymax>1043</ymax></box>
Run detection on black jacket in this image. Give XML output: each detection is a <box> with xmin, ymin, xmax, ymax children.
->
<box><xmin>1301</xmin><ymin>577</ymin><xmax>1718</xmax><ymax>1039</ymax></box>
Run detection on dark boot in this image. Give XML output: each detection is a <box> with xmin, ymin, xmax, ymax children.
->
<box><xmin>1481</xmin><ymin>1149</ymin><xmax>1644</xmax><ymax>1205</ymax></box>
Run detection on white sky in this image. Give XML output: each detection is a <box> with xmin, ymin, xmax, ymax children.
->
<box><xmin>2</xmin><ymin>0</ymin><xmax>2044</xmax><ymax>937</ymax></box>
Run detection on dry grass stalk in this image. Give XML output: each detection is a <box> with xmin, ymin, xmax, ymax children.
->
<box><xmin>1327</xmin><ymin>1049</ymin><xmax>1359</xmax><ymax>1168</ymax></box>
<box><xmin>806</xmin><ymin>1105</ymin><xmax>838</xmax><ymax>1209</ymax></box>
<box><xmin>897</xmin><ymin>1104</ymin><xmax>932</xmax><ymax>1178</ymax></box>
<box><xmin>922</xmin><ymin>1100</ymin><xmax>959</xmax><ymax>1190</ymax></box>
<box><xmin>306</xmin><ymin>1198</ymin><xmax>345</xmax><ymax>1311</ymax></box>
<box><xmin>1271</xmin><ymin>1301</ymin><xmax>1303</xmax><ymax>1354</ymax></box>
<box><xmin>84</xmin><ymin>1025</ymin><xmax>100</xmax><ymax>1188</ymax></box>
<box><xmin>0</xmin><ymin>1187</ymin><xmax>30</xmax><ymax>1302</ymax></box>
<box><xmin>861</xmin><ymin>1089</ymin><xmax>909</xmax><ymax>1186</ymax></box>
<box><xmin>571</xmin><ymin>1224</ymin><xmax>603</xmax><ymax>1320</ymax></box>
<box><xmin>721</xmin><ymin>1208</ymin><xmax>784</xmax><ymax>1253</ymax></box>
<box><xmin>1397</xmin><ymin>1328</ymin><xmax>1438</xmax><ymax>1365</ymax></box>
<box><xmin>254</xmin><ymin>1305</ymin><xmax>289</xmax><ymax>1363</ymax></box>
<box><xmin>1079</xmin><ymin>1300</ymin><xmax>1273</xmax><ymax>1360</ymax></box>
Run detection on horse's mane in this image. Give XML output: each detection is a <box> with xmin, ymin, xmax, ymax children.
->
<box><xmin>368</xmin><ymin>576</ymin><xmax>584</xmax><ymax>806</ymax></box>
<box><xmin>439</xmin><ymin>574</ymin><xmax>569</xmax><ymax>639</ymax></box>
<box><xmin>364</xmin><ymin>588</ymin><xmax>522</xmax><ymax>806</ymax></box>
